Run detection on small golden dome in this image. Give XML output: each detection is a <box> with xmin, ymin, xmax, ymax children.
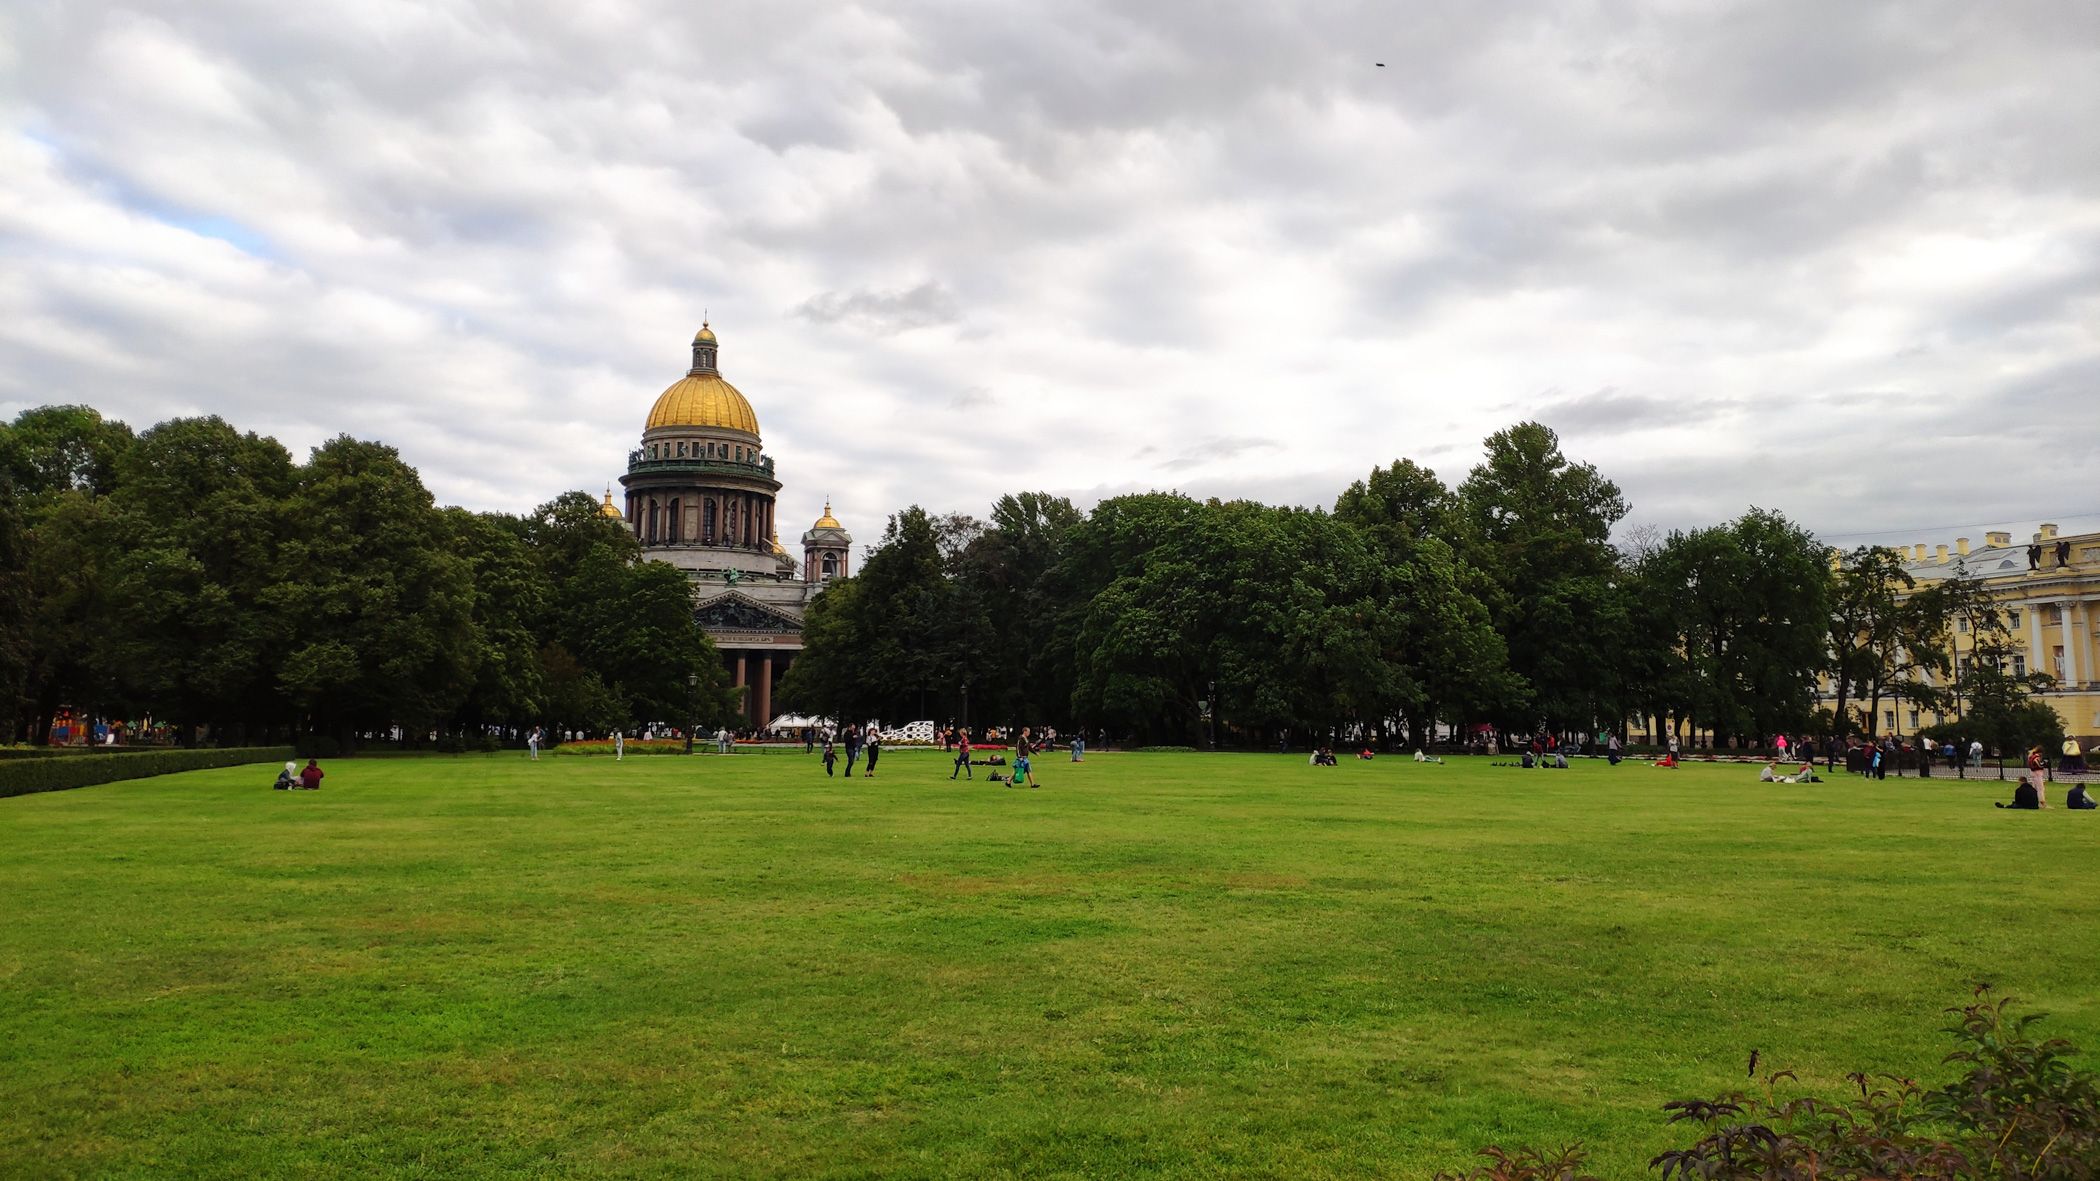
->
<box><xmin>599</xmin><ymin>487</ymin><xmax>624</xmax><ymax>519</ymax></box>
<box><xmin>812</xmin><ymin>499</ymin><xmax>841</xmax><ymax>529</ymax></box>
<box><xmin>646</xmin><ymin>372</ymin><xmax>759</xmax><ymax>434</ymax></box>
<box><xmin>693</xmin><ymin>323</ymin><xmax>717</xmax><ymax>344</ymax></box>
<box><xmin>770</xmin><ymin>529</ymin><xmax>787</xmax><ymax>556</ymax></box>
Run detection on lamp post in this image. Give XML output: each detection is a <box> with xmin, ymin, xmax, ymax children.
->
<box><xmin>960</xmin><ymin>681</ymin><xmax>970</xmax><ymax>741</ymax></box>
<box><xmin>1208</xmin><ymin>680</ymin><xmax>1218</xmax><ymax>752</ymax></box>
<box><xmin>684</xmin><ymin>670</ymin><xmax>697</xmax><ymax>755</ymax></box>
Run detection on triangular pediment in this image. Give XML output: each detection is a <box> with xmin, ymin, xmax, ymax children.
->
<box><xmin>694</xmin><ymin>591</ymin><xmax>803</xmax><ymax>633</ymax></box>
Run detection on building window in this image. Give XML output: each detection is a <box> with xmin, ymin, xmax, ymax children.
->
<box><xmin>1908</xmin><ymin>709</ymin><xmax>1919</xmax><ymax>729</ymax></box>
<box><xmin>821</xmin><ymin>553</ymin><xmax>838</xmax><ymax>578</ymax></box>
<box><xmin>2009</xmin><ymin>610</ymin><xmax>2020</xmax><ymax>627</ymax></box>
<box><xmin>2014</xmin><ymin>656</ymin><xmax>2026</xmax><ymax>678</ymax></box>
<box><xmin>1956</xmin><ymin>618</ymin><xmax>1967</xmax><ymax>633</ymax></box>
<box><xmin>1884</xmin><ymin>710</ymin><xmax>1895</xmax><ymax>731</ymax></box>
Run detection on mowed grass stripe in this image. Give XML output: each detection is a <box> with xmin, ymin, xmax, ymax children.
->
<box><xmin>2</xmin><ymin>751</ymin><xmax>2093</xmax><ymax>1179</ymax></box>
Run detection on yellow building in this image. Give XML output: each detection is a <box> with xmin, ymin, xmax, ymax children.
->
<box><xmin>1817</xmin><ymin>522</ymin><xmax>2100</xmax><ymax>743</ymax></box>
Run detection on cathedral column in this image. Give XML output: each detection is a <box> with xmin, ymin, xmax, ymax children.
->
<box><xmin>756</xmin><ymin>653</ymin><xmax>773</xmax><ymax>728</ymax></box>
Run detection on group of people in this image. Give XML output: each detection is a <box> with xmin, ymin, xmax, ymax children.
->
<box><xmin>1759</xmin><ymin>760</ymin><xmax>1823</xmax><ymax>783</ymax></box>
<box><xmin>271</xmin><ymin>760</ymin><xmax>325</xmax><ymax>790</ymax></box>
<box><xmin>1998</xmin><ymin>777</ymin><xmax>2095</xmax><ymax>810</ymax></box>
<box><xmin>820</xmin><ymin>723</ymin><xmax>882</xmax><ymax>777</ymax></box>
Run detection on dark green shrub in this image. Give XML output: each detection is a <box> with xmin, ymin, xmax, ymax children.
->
<box><xmin>1440</xmin><ymin>988</ymin><xmax>2099</xmax><ymax>1180</ymax></box>
<box><xmin>0</xmin><ymin>747</ymin><xmax>297</xmax><ymax>799</ymax></box>
<box><xmin>296</xmin><ymin>734</ymin><xmax>341</xmax><ymax>759</ymax></box>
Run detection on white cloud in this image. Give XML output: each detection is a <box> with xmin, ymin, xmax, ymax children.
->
<box><xmin>2</xmin><ymin>0</ymin><xmax>2095</xmax><ymax>551</ymax></box>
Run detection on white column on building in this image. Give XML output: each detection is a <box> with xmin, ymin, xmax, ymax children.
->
<box><xmin>2064</xmin><ymin>599</ymin><xmax>2083</xmax><ymax>688</ymax></box>
<box><xmin>2029</xmin><ymin>607</ymin><xmax>2046</xmax><ymax>683</ymax></box>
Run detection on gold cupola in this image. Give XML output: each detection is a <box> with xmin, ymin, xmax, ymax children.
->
<box><xmin>812</xmin><ymin>499</ymin><xmax>842</xmax><ymax>530</ymax></box>
<box><xmin>645</xmin><ymin>320</ymin><xmax>759</xmax><ymax>434</ymax></box>
<box><xmin>599</xmin><ymin>486</ymin><xmax>625</xmax><ymax>520</ymax></box>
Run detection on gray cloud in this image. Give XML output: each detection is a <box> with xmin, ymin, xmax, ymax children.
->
<box><xmin>793</xmin><ymin>281</ymin><xmax>962</xmax><ymax>333</ymax></box>
<box><xmin>1</xmin><ymin>0</ymin><xmax>2096</xmax><ymax>551</ymax></box>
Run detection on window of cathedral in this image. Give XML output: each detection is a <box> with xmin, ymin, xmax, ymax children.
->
<box><xmin>822</xmin><ymin>552</ymin><xmax>838</xmax><ymax>578</ymax></box>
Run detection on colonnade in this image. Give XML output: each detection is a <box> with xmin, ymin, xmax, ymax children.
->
<box><xmin>2027</xmin><ymin>597</ymin><xmax>2091</xmax><ymax>689</ymax></box>
<box><xmin>725</xmin><ymin>648</ymin><xmax>790</xmax><ymax>729</ymax></box>
<box><xmin>630</xmin><ymin>491</ymin><xmax>773</xmax><ymax>548</ymax></box>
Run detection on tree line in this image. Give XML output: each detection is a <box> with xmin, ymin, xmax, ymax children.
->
<box><xmin>0</xmin><ymin>406</ymin><xmax>737</xmax><ymax>750</ymax></box>
<box><xmin>2</xmin><ymin>407</ymin><xmax>2058</xmax><ymax>754</ymax></box>
<box><xmin>780</xmin><ymin>422</ymin><xmax>2062</xmax><ymax>752</ymax></box>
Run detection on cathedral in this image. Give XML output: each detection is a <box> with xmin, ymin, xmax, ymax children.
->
<box><xmin>603</xmin><ymin>322</ymin><xmax>852</xmax><ymax>727</ymax></box>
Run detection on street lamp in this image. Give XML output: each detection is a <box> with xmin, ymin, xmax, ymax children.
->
<box><xmin>684</xmin><ymin>670</ymin><xmax>697</xmax><ymax>755</ymax></box>
<box><xmin>960</xmin><ymin>681</ymin><xmax>970</xmax><ymax>740</ymax></box>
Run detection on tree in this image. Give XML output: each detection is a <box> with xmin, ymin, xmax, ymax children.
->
<box><xmin>1636</xmin><ymin>510</ymin><xmax>1830</xmax><ymax>744</ymax></box>
<box><xmin>1333</xmin><ymin>461</ymin><xmax>1516</xmax><ymax>745</ymax></box>
<box><xmin>101</xmin><ymin>417</ymin><xmax>295</xmax><ymax>745</ymax></box>
<box><xmin>442</xmin><ymin>508</ymin><xmax>548</xmax><ymax>733</ymax></box>
<box><xmin>274</xmin><ymin>436</ymin><xmax>476</xmax><ymax>746</ymax></box>
<box><xmin>1455</xmin><ymin>422</ymin><xmax>1630</xmax><ymax>734</ymax></box>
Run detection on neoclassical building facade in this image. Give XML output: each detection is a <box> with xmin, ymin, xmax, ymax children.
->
<box><xmin>613</xmin><ymin>323</ymin><xmax>851</xmax><ymax>727</ymax></box>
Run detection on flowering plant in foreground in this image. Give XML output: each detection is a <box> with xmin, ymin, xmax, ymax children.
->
<box><xmin>1437</xmin><ymin>987</ymin><xmax>2099</xmax><ymax>1181</ymax></box>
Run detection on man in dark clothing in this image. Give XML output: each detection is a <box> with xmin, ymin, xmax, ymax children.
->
<box><xmin>2066</xmin><ymin>783</ymin><xmax>2095</xmax><ymax>810</ymax></box>
<box><xmin>843</xmin><ymin>724</ymin><xmax>862</xmax><ymax>776</ymax></box>
<box><xmin>1996</xmin><ymin>778</ymin><xmax>2041</xmax><ymax>809</ymax></box>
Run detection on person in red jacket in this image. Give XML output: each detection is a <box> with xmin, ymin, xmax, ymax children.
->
<box><xmin>299</xmin><ymin>759</ymin><xmax>325</xmax><ymax>790</ymax></box>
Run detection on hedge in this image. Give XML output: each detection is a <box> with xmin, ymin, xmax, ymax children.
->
<box><xmin>0</xmin><ymin>746</ymin><xmax>298</xmax><ymax>800</ymax></box>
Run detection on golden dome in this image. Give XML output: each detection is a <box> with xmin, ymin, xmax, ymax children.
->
<box><xmin>599</xmin><ymin>487</ymin><xmax>624</xmax><ymax>519</ymax></box>
<box><xmin>812</xmin><ymin>499</ymin><xmax>841</xmax><ymax>529</ymax></box>
<box><xmin>693</xmin><ymin>323</ymin><xmax>717</xmax><ymax>344</ymax></box>
<box><xmin>646</xmin><ymin>372</ymin><xmax>759</xmax><ymax>434</ymax></box>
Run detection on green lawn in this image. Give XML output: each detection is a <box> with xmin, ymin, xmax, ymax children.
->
<box><xmin>2</xmin><ymin>750</ymin><xmax>2094</xmax><ymax>1179</ymax></box>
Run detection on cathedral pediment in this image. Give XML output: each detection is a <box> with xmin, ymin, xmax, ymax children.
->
<box><xmin>694</xmin><ymin>592</ymin><xmax>803</xmax><ymax>634</ymax></box>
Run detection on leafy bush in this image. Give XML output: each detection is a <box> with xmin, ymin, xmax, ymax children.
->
<box><xmin>0</xmin><ymin>747</ymin><xmax>297</xmax><ymax>799</ymax></box>
<box><xmin>296</xmin><ymin>734</ymin><xmax>341</xmax><ymax>759</ymax></box>
<box><xmin>1439</xmin><ymin>988</ymin><xmax>2099</xmax><ymax>1181</ymax></box>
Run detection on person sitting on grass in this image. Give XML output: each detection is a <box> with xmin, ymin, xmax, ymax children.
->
<box><xmin>298</xmin><ymin>759</ymin><xmax>324</xmax><ymax>790</ymax></box>
<box><xmin>1789</xmin><ymin>762</ymin><xmax>1822</xmax><ymax>783</ymax></box>
<box><xmin>1760</xmin><ymin>760</ymin><xmax>1781</xmax><ymax>782</ymax></box>
<box><xmin>1358</xmin><ymin>748</ymin><xmax>1375</xmax><ymax>760</ymax></box>
<box><xmin>2067</xmin><ymin>782</ymin><xmax>2096</xmax><ymax>810</ymax></box>
<box><xmin>1004</xmin><ymin>751</ymin><xmax>1036</xmax><ymax>788</ymax></box>
<box><xmin>1654</xmin><ymin>751</ymin><xmax>1678</xmax><ymax>768</ymax></box>
<box><xmin>1310</xmin><ymin>747</ymin><xmax>1338</xmax><ymax>766</ymax></box>
<box><xmin>1995</xmin><ymin>777</ymin><xmax>2042</xmax><ymax>810</ymax></box>
<box><xmin>273</xmin><ymin>761</ymin><xmax>298</xmax><ymax>790</ymax></box>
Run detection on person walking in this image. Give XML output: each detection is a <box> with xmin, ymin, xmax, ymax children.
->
<box><xmin>822</xmin><ymin>739</ymin><xmax>837</xmax><ymax>777</ymax></box>
<box><xmin>863</xmin><ymin>731</ymin><xmax>882</xmax><ymax>777</ymax></box>
<box><xmin>528</xmin><ymin>727</ymin><xmax>541</xmax><ymax>760</ymax></box>
<box><xmin>614</xmin><ymin>729</ymin><xmax>624</xmax><ymax>761</ymax></box>
<box><xmin>1071</xmin><ymin>732</ymin><xmax>1085</xmax><ymax>762</ymax></box>
<box><xmin>843</xmin><ymin>723</ymin><xmax>863</xmax><ymax>777</ymax></box>
<box><xmin>951</xmin><ymin>732</ymin><xmax>973</xmax><ymax>780</ymax></box>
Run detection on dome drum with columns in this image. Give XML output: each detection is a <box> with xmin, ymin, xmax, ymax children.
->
<box><xmin>610</xmin><ymin>322</ymin><xmax>851</xmax><ymax>729</ymax></box>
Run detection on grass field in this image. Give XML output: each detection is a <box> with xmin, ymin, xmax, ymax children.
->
<box><xmin>3</xmin><ymin>749</ymin><xmax>2095</xmax><ymax>1179</ymax></box>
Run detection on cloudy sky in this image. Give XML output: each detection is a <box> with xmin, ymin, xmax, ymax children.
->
<box><xmin>4</xmin><ymin>1</ymin><xmax>2097</xmax><ymax>553</ymax></box>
